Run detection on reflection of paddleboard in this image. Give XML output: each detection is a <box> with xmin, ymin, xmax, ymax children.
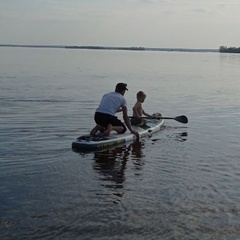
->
<box><xmin>72</xmin><ymin>118</ymin><xmax>164</xmax><ymax>152</ymax></box>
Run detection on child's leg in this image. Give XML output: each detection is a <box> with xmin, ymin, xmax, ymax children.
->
<box><xmin>137</xmin><ymin>119</ymin><xmax>146</xmax><ymax>126</ymax></box>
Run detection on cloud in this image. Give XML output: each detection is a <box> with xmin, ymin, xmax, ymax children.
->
<box><xmin>1</xmin><ymin>0</ymin><xmax>240</xmax><ymax>47</ymax></box>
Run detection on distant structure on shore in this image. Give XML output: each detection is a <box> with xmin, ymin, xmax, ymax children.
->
<box><xmin>219</xmin><ymin>46</ymin><xmax>240</xmax><ymax>53</ymax></box>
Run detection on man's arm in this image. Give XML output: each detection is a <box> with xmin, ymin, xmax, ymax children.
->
<box><xmin>122</xmin><ymin>106</ymin><xmax>139</xmax><ymax>137</ymax></box>
<box><xmin>116</xmin><ymin>107</ymin><xmax>123</xmax><ymax>113</ymax></box>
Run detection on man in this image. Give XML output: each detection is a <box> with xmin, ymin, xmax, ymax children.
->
<box><xmin>90</xmin><ymin>83</ymin><xmax>139</xmax><ymax>138</ymax></box>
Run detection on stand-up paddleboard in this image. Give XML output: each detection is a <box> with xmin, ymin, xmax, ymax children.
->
<box><xmin>72</xmin><ymin>118</ymin><xmax>164</xmax><ymax>152</ymax></box>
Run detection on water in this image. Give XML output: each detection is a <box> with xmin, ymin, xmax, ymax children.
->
<box><xmin>0</xmin><ymin>47</ymin><xmax>240</xmax><ymax>239</ymax></box>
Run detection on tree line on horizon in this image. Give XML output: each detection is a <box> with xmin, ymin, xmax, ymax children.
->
<box><xmin>219</xmin><ymin>46</ymin><xmax>240</xmax><ymax>53</ymax></box>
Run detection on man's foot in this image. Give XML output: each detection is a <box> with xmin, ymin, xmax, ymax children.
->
<box><xmin>99</xmin><ymin>126</ymin><xmax>106</xmax><ymax>133</ymax></box>
<box><xmin>90</xmin><ymin>125</ymin><xmax>106</xmax><ymax>136</ymax></box>
<box><xmin>90</xmin><ymin>125</ymin><xmax>100</xmax><ymax>136</ymax></box>
<box><xmin>102</xmin><ymin>129</ymin><xmax>111</xmax><ymax>136</ymax></box>
<box><xmin>102</xmin><ymin>124</ymin><xmax>112</xmax><ymax>136</ymax></box>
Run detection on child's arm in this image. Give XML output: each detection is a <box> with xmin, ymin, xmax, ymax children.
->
<box><xmin>142</xmin><ymin>109</ymin><xmax>154</xmax><ymax>118</ymax></box>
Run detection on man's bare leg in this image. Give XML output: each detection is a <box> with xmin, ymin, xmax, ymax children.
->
<box><xmin>90</xmin><ymin>124</ymin><xmax>105</xmax><ymax>136</ymax></box>
<box><xmin>102</xmin><ymin>125</ymin><xmax>124</xmax><ymax>136</ymax></box>
<box><xmin>112</xmin><ymin>126</ymin><xmax>124</xmax><ymax>133</ymax></box>
<box><xmin>102</xmin><ymin>124</ymin><xmax>111</xmax><ymax>136</ymax></box>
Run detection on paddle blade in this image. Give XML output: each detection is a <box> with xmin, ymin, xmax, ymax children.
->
<box><xmin>174</xmin><ymin>115</ymin><xmax>188</xmax><ymax>124</ymax></box>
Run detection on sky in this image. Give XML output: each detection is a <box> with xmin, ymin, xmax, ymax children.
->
<box><xmin>1</xmin><ymin>0</ymin><xmax>240</xmax><ymax>48</ymax></box>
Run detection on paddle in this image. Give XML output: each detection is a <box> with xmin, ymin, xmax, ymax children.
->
<box><xmin>159</xmin><ymin>115</ymin><xmax>188</xmax><ymax>124</ymax></box>
<box><xmin>130</xmin><ymin>115</ymin><xmax>188</xmax><ymax>124</ymax></box>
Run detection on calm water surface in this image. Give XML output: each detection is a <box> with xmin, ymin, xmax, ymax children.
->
<box><xmin>0</xmin><ymin>48</ymin><xmax>240</xmax><ymax>239</ymax></box>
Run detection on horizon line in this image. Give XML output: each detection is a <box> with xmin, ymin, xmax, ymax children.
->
<box><xmin>0</xmin><ymin>44</ymin><xmax>219</xmax><ymax>53</ymax></box>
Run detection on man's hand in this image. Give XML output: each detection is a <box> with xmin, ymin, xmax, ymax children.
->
<box><xmin>131</xmin><ymin>130</ymin><xmax>139</xmax><ymax>139</ymax></box>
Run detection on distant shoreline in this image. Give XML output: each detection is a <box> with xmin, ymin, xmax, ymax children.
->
<box><xmin>219</xmin><ymin>46</ymin><xmax>240</xmax><ymax>53</ymax></box>
<box><xmin>0</xmin><ymin>44</ymin><xmax>218</xmax><ymax>53</ymax></box>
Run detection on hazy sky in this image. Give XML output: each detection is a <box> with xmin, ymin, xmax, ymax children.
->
<box><xmin>1</xmin><ymin>0</ymin><xmax>240</xmax><ymax>48</ymax></box>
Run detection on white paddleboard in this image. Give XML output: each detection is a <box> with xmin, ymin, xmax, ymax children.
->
<box><xmin>72</xmin><ymin>118</ymin><xmax>164</xmax><ymax>152</ymax></box>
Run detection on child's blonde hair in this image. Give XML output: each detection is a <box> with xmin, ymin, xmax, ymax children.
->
<box><xmin>136</xmin><ymin>91</ymin><xmax>146</xmax><ymax>100</ymax></box>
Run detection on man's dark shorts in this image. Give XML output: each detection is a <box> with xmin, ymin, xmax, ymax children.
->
<box><xmin>94</xmin><ymin>112</ymin><xmax>126</xmax><ymax>134</ymax></box>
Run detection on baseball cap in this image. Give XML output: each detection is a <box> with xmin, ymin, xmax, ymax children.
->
<box><xmin>115</xmin><ymin>83</ymin><xmax>128</xmax><ymax>92</ymax></box>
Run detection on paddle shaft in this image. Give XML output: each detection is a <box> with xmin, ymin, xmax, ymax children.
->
<box><xmin>129</xmin><ymin>115</ymin><xmax>188</xmax><ymax>124</ymax></box>
<box><xmin>158</xmin><ymin>117</ymin><xmax>175</xmax><ymax>120</ymax></box>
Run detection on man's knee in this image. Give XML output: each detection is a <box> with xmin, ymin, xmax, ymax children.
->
<box><xmin>119</xmin><ymin>125</ymin><xmax>127</xmax><ymax>134</ymax></box>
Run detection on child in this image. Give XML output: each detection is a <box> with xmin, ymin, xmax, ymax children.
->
<box><xmin>131</xmin><ymin>91</ymin><xmax>159</xmax><ymax>126</ymax></box>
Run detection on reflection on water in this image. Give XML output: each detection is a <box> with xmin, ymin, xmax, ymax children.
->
<box><xmin>92</xmin><ymin>141</ymin><xmax>145</xmax><ymax>191</ymax></box>
<box><xmin>174</xmin><ymin>131</ymin><xmax>188</xmax><ymax>142</ymax></box>
<box><xmin>130</xmin><ymin>140</ymin><xmax>145</xmax><ymax>159</ymax></box>
<box><xmin>89</xmin><ymin>129</ymin><xmax>188</xmax><ymax>196</ymax></box>
<box><xmin>151</xmin><ymin>128</ymin><xmax>188</xmax><ymax>143</ymax></box>
<box><xmin>74</xmin><ymin>128</ymin><xmax>189</xmax><ymax>193</ymax></box>
<box><xmin>93</xmin><ymin>146</ymin><xmax>129</xmax><ymax>190</ymax></box>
